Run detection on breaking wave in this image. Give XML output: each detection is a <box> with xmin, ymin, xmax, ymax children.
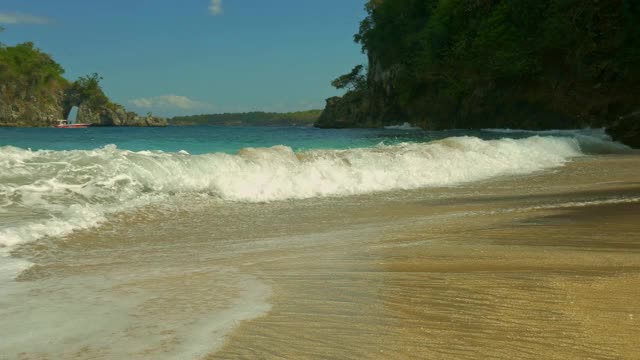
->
<box><xmin>384</xmin><ymin>122</ymin><xmax>422</xmax><ymax>130</ymax></box>
<box><xmin>0</xmin><ymin>134</ymin><xmax>630</xmax><ymax>250</ymax></box>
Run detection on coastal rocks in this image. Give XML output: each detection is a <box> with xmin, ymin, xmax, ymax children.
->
<box><xmin>315</xmin><ymin>93</ymin><xmax>371</xmax><ymax>128</ymax></box>
<box><xmin>0</xmin><ymin>92</ymin><xmax>167</xmax><ymax>128</ymax></box>
<box><xmin>0</xmin><ymin>83</ymin><xmax>65</xmax><ymax>127</ymax></box>
<box><xmin>75</xmin><ymin>103</ymin><xmax>101</xmax><ymax>124</ymax></box>
<box><xmin>607</xmin><ymin>112</ymin><xmax>640</xmax><ymax>149</ymax></box>
<box><xmin>0</xmin><ymin>81</ymin><xmax>167</xmax><ymax>127</ymax></box>
<box><xmin>76</xmin><ymin>103</ymin><xmax>167</xmax><ymax>127</ymax></box>
<box><xmin>316</xmin><ymin>55</ymin><xmax>405</xmax><ymax>129</ymax></box>
<box><xmin>317</xmin><ymin>1</ymin><xmax>640</xmax><ymax>135</ymax></box>
<box><xmin>136</xmin><ymin>114</ymin><xmax>168</xmax><ymax>127</ymax></box>
<box><xmin>317</xmin><ymin>54</ymin><xmax>640</xmax><ymax>134</ymax></box>
<box><xmin>122</xmin><ymin>111</ymin><xmax>168</xmax><ymax>127</ymax></box>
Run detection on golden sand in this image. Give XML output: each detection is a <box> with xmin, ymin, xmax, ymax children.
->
<box><xmin>8</xmin><ymin>155</ymin><xmax>640</xmax><ymax>359</ymax></box>
<box><xmin>210</xmin><ymin>155</ymin><xmax>640</xmax><ymax>359</ymax></box>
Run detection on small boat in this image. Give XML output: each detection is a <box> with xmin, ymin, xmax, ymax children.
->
<box><xmin>55</xmin><ymin>119</ymin><xmax>91</xmax><ymax>128</ymax></box>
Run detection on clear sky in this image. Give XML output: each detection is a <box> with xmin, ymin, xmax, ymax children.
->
<box><xmin>0</xmin><ymin>0</ymin><xmax>367</xmax><ymax>116</ymax></box>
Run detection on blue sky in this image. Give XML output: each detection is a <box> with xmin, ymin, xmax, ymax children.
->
<box><xmin>0</xmin><ymin>1</ymin><xmax>367</xmax><ymax>116</ymax></box>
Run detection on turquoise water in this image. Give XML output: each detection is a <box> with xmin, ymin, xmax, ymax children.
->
<box><xmin>0</xmin><ymin>126</ymin><xmax>578</xmax><ymax>154</ymax></box>
<box><xmin>0</xmin><ymin>125</ymin><xmax>628</xmax><ymax>256</ymax></box>
<box><xmin>0</xmin><ymin>125</ymin><xmax>635</xmax><ymax>360</ymax></box>
<box><xmin>0</xmin><ymin>126</ymin><xmax>422</xmax><ymax>153</ymax></box>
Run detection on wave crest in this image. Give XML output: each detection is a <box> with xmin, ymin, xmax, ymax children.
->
<box><xmin>0</xmin><ymin>134</ymin><xmax>622</xmax><ymax>249</ymax></box>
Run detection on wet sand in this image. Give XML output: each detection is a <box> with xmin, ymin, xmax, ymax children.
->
<box><xmin>4</xmin><ymin>155</ymin><xmax>640</xmax><ymax>359</ymax></box>
<box><xmin>210</xmin><ymin>155</ymin><xmax>640</xmax><ymax>359</ymax></box>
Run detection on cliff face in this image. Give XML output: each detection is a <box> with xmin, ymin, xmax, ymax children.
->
<box><xmin>0</xmin><ymin>91</ymin><xmax>168</xmax><ymax>127</ymax></box>
<box><xmin>316</xmin><ymin>54</ymin><xmax>404</xmax><ymax>128</ymax></box>
<box><xmin>75</xmin><ymin>103</ymin><xmax>167</xmax><ymax>127</ymax></box>
<box><xmin>0</xmin><ymin>82</ymin><xmax>65</xmax><ymax>127</ymax></box>
<box><xmin>320</xmin><ymin>46</ymin><xmax>639</xmax><ymax>133</ymax></box>
<box><xmin>317</xmin><ymin>0</ymin><xmax>640</xmax><ymax>147</ymax></box>
<box><xmin>0</xmin><ymin>42</ymin><xmax>167</xmax><ymax>127</ymax></box>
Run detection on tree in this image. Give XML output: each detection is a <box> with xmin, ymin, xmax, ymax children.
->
<box><xmin>0</xmin><ymin>41</ymin><xmax>66</xmax><ymax>91</ymax></box>
<box><xmin>68</xmin><ymin>73</ymin><xmax>109</xmax><ymax>109</ymax></box>
<box><xmin>331</xmin><ymin>65</ymin><xmax>366</xmax><ymax>91</ymax></box>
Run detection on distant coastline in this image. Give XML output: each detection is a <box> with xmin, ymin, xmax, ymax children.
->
<box><xmin>169</xmin><ymin>110</ymin><xmax>322</xmax><ymax>127</ymax></box>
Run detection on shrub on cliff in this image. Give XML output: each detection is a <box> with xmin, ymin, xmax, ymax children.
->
<box><xmin>0</xmin><ymin>41</ymin><xmax>68</xmax><ymax>95</ymax></box>
<box><xmin>331</xmin><ymin>65</ymin><xmax>367</xmax><ymax>92</ymax></box>
<box><xmin>66</xmin><ymin>73</ymin><xmax>110</xmax><ymax>110</ymax></box>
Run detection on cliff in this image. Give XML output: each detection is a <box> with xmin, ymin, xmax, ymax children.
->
<box><xmin>0</xmin><ymin>81</ymin><xmax>65</xmax><ymax>127</ymax></box>
<box><xmin>0</xmin><ymin>42</ymin><xmax>166</xmax><ymax>127</ymax></box>
<box><xmin>71</xmin><ymin>101</ymin><xmax>166</xmax><ymax>127</ymax></box>
<box><xmin>317</xmin><ymin>0</ymin><xmax>640</xmax><ymax>147</ymax></box>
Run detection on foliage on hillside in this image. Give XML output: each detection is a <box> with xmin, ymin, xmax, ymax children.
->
<box><xmin>324</xmin><ymin>0</ymin><xmax>640</xmax><ymax>129</ymax></box>
<box><xmin>170</xmin><ymin>110</ymin><xmax>322</xmax><ymax>126</ymax></box>
<box><xmin>0</xmin><ymin>41</ymin><xmax>68</xmax><ymax>95</ymax></box>
<box><xmin>0</xmin><ymin>29</ymin><xmax>132</xmax><ymax>125</ymax></box>
<box><xmin>65</xmin><ymin>73</ymin><xmax>110</xmax><ymax>109</ymax></box>
<box><xmin>358</xmin><ymin>0</ymin><xmax>638</xmax><ymax>93</ymax></box>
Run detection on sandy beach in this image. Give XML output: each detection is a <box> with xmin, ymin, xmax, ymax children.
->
<box><xmin>2</xmin><ymin>0</ymin><xmax>640</xmax><ymax>358</ymax></box>
<box><xmin>2</xmin><ymin>154</ymin><xmax>639</xmax><ymax>359</ymax></box>
<box><xmin>206</xmin><ymin>155</ymin><xmax>640</xmax><ymax>359</ymax></box>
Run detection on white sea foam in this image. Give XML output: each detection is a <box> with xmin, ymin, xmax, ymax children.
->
<box><xmin>482</xmin><ymin>128</ymin><xmax>631</xmax><ymax>153</ymax></box>
<box><xmin>0</xmin><ymin>134</ymin><xmax>629</xmax><ymax>252</ymax></box>
<box><xmin>0</xmin><ymin>266</ymin><xmax>271</xmax><ymax>359</ymax></box>
<box><xmin>384</xmin><ymin>122</ymin><xmax>422</xmax><ymax>130</ymax></box>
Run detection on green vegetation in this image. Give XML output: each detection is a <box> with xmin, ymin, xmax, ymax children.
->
<box><xmin>331</xmin><ymin>65</ymin><xmax>366</xmax><ymax>91</ymax></box>
<box><xmin>66</xmin><ymin>73</ymin><xmax>110</xmax><ymax>109</ymax></box>
<box><xmin>0</xmin><ymin>41</ymin><xmax>68</xmax><ymax>95</ymax></box>
<box><xmin>170</xmin><ymin>110</ymin><xmax>322</xmax><ymax>126</ymax></box>
<box><xmin>321</xmin><ymin>0</ymin><xmax>640</xmax><ymax>129</ymax></box>
<box><xmin>357</xmin><ymin>0</ymin><xmax>639</xmax><ymax>94</ymax></box>
<box><xmin>0</xmin><ymin>30</ymin><xmax>145</xmax><ymax>126</ymax></box>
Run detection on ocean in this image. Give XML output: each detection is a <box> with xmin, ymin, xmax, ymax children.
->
<box><xmin>1</xmin><ymin>126</ymin><xmax>639</xmax><ymax>359</ymax></box>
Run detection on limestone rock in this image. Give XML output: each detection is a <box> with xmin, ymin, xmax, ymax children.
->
<box><xmin>0</xmin><ymin>83</ymin><xmax>65</xmax><ymax>127</ymax></box>
<box><xmin>75</xmin><ymin>103</ymin><xmax>167</xmax><ymax>127</ymax></box>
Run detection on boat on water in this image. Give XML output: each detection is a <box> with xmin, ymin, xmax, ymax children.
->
<box><xmin>55</xmin><ymin>119</ymin><xmax>91</xmax><ymax>128</ymax></box>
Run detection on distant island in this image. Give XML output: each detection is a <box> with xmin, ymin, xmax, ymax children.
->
<box><xmin>170</xmin><ymin>110</ymin><xmax>322</xmax><ymax>127</ymax></box>
<box><xmin>316</xmin><ymin>0</ymin><xmax>640</xmax><ymax>147</ymax></box>
<box><xmin>0</xmin><ymin>28</ymin><xmax>166</xmax><ymax>127</ymax></box>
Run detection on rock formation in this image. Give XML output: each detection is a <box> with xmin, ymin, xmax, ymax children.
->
<box><xmin>316</xmin><ymin>0</ymin><xmax>640</xmax><ymax>148</ymax></box>
<box><xmin>607</xmin><ymin>112</ymin><xmax>640</xmax><ymax>149</ymax></box>
<box><xmin>0</xmin><ymin>83</ymin><xmax>65</xmax><ymax>127</ymax></box>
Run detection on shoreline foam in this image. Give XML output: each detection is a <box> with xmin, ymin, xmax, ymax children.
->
<box><xmin>2</xmin><ymin>133</ymin><xmax>625</xmax><ymax>253</ymax></box>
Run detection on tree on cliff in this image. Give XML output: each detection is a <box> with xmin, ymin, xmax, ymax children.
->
<box><xmin>331</xmin><ymin>65</ymin><xmax>367</xmax><ymax>91</ymax></box>
<box><xmin>66</xmin><ymin>73</ymin><xmax>109</xmax><ymax>109</ymax></box>
<box><xmin>324</xmin><ymin>0</ymin><xmax>640</xmax><ymax>129</ymax></box>
<box><xmin>0</xmin><ymin>41</ymin><xmax>67</xmax><ymax>94</ymax></box>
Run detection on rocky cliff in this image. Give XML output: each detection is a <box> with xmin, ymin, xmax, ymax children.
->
<box><xmin>73</xmin><ymin>103</ymin><xmax>167</xmax><ymax>127</ymax></box>
<box><xmin>0</xmin><ymin>82</ymin><xmax>65</xmax><ymax>127</ymax></box>
<box><xmin>317</xmin><ymin>0</ymin><xmax>640</xmax><ymax>147</ymax></box>
<box><xmin>318</xmin><ymin>57</ymin><xmax>640</xmax><ymax>133</ymax></box>
<box><xmin>0</xmin><ymin>91</ymin><xmax>168</xmax><ymax>127</ymax></box>
<box><xmin>0</xmin><ymin>42</ymin><xmax>167</xmax><ymax>127</ymax></box>
<box><xmin>316</xmin><ymin>54</ymin><xmax>404</xmax><ymax>129</ymax></box>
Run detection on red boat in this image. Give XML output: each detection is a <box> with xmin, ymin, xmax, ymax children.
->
<box><xmin>55</xmin><ymin>119</ymin><xmax>91</xmax><ymax>128</ymax></box>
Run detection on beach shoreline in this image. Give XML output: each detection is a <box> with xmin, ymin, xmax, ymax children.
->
<box><xmin>210</xmin><ymin>154</ymin><xmax>640</xmax><ymax>359</ymax></box>
<box><xmin>2</xmin><ymin>153</ymin><xmax>639</xmax><ymax>359</ymax></box>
